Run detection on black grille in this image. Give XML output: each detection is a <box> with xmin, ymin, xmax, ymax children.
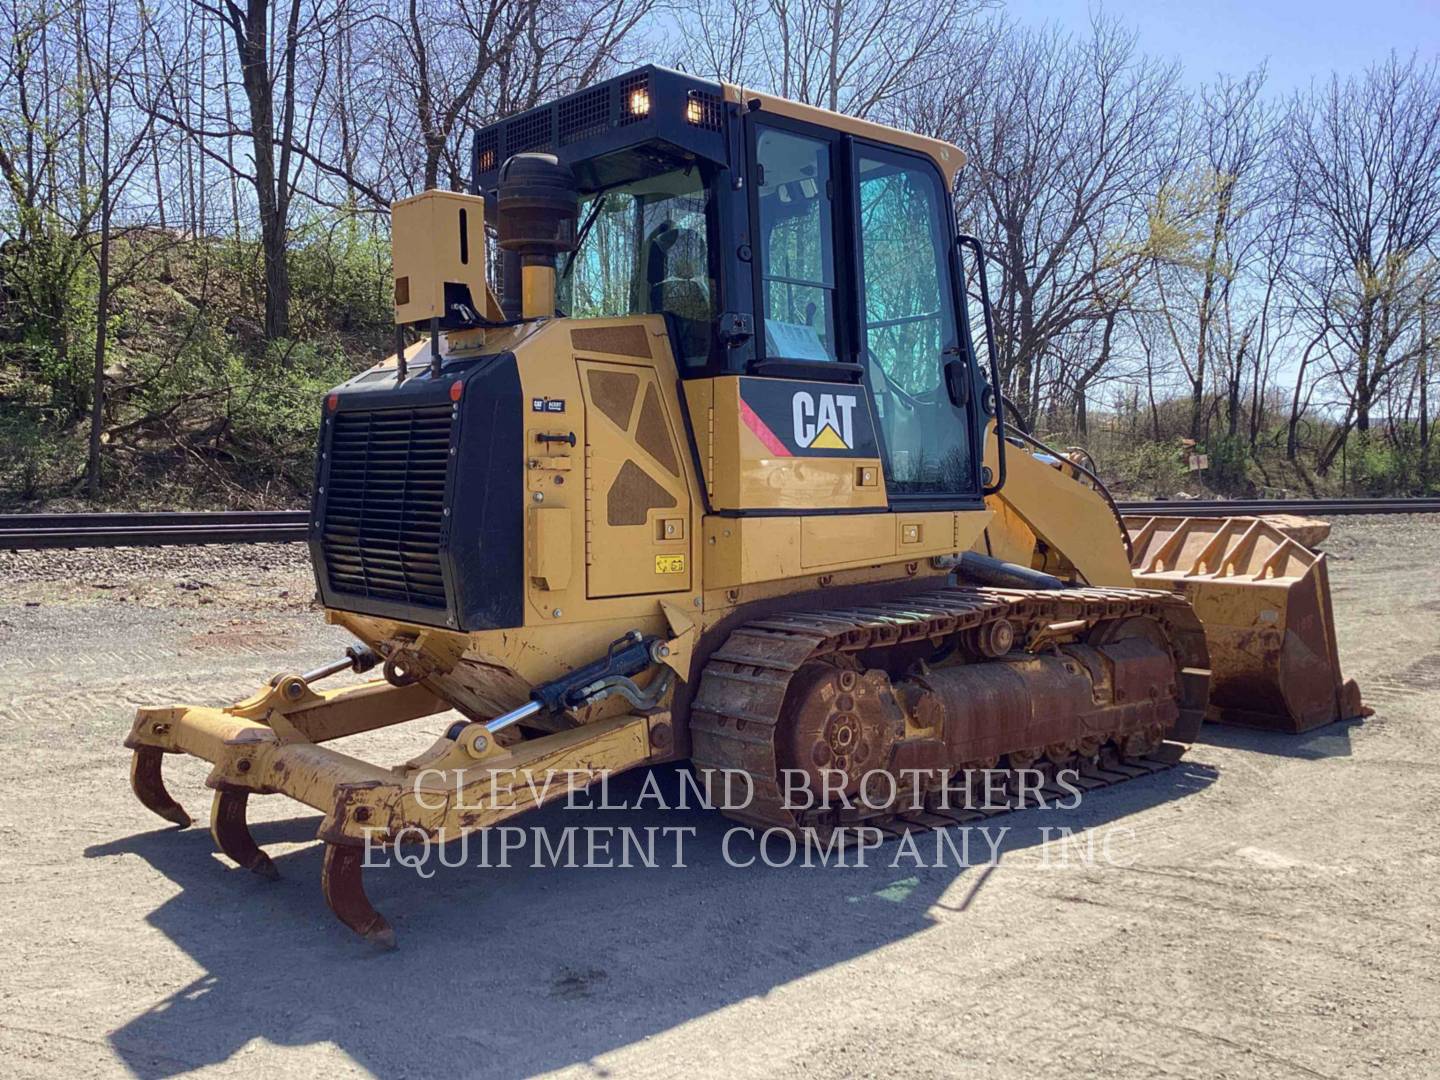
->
<box><xmin>559</xmin><ymin>86</ymin><xmax>611</xmax><ymax>144</ymax></box>
<box><xmin>506</xmin><ymin>110</ymin><xmax>553</xmax><ymax>155</ymax></box>
<box><xmin>321</xmin><ymin>405</ymin><xmax>453</xmax><ymax>610</ymax></box>
<box><xmin>686</xmin><ymin>89</ymin><xmax>723</xmax><ymax>132</ymax></box>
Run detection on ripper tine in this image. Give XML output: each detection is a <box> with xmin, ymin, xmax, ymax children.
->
<box><xmin>209</xmin><ymin>790</ymin><xmax>279</xmax><ymax>881</ymax></box>
<box><xmin>129</xmin><ymin>747</ymin><xmax>192</xmax><ymax>828</ymax></box>
<box><xmin>321</xmin><ymin>843</ymin><xmax>395</xmax><ymax>950</ymax></box>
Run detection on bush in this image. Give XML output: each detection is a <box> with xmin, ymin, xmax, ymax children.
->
<box><xmin>1106</xmin><ymin>440</ymin><xmax>1190</xmax><ymax>496</ymax></box>
<box><xmin>288</xmin><ymin>214</ymin><xmax>392</xmax><ymax>336</ymax></box>
<box><xmin>1204</xmin><ymin>434</ymin><xmax>1250</xmax><ymax>493</ymax></box>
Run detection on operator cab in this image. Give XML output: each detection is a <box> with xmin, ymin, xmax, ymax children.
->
<box><xmin>472</xmin><ymin>66</ymin><xmax>996</xmax><ymax>509</ymax></box>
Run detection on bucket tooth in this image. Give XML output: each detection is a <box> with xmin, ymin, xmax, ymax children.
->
<box><xmin>321</xmin><ymin>843</ymin><xmax>395</xmax><ymax>949</ymax></box>
<box><xmin>129</xmin><ymin>747</ymin><xmax>192</xmax><ymax>828</ymax></box>
<box><xmin>210</xmin><ymin>790</ymin><xmax>279</xmax><ymax>880</ymax></box>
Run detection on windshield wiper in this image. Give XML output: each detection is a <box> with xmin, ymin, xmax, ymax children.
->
<box><xmin>560</xmin><ymin>186</ymin><xmax>615</xmax><ymax>284</ymax></box>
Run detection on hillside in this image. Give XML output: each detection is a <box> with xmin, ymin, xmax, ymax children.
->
<box><xmin>0</xmin><ymin>227</ymin><xmax>391</xmax><ymax>511</ymax></box>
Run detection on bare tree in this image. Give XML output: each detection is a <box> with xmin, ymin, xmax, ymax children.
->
<box><xmin>1283</xmin><ymin>54</ymin><xmax>1440</xmax><ymax>469</ymax></box>
<box><xmin>677</xmin><ymin>0</ymin><xmax>984</xmax><ymax>120</ymax></box>
<box><xmin>923</xmin><ymin>16</ymin><xmax>1182</xmax><ymax>421</ymax></box>
<box><xmin>81</xmin><ymin>0</ymin><xmax>161</xmax><ymax>493</ymax></box>
<box><xmin>194</xmin><ymin>0</ymin><xmax>314</xmax><ymax>340</ymax></box>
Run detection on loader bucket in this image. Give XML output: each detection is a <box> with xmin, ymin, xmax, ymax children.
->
<box><xmin>1124</xmin><ymin>515</ymin><xmax>1365</xmax><ymax>733</ymax></box>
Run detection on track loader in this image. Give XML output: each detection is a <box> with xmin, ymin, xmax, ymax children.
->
<box><xmin>125</xmin><ymin>67</ymin><xmax>1365</xmax><ymax>945</ymax></box>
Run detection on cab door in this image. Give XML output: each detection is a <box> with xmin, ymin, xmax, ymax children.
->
<box><xmin>850</xmin><ymin>144</ymin><xmax>979</xmax><ymax>499</ymax></box>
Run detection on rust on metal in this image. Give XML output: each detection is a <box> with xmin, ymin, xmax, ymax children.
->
<box><xmin>209</xmin><ymin>790</ymin><xmax>280</xmax><ymax>880</ymax></box>
<box><xmin>691</xmin><ymin>584</ymin><xmax>1210</xmax><ymax>835</ymax></box>
<box><xmin>128</xmin><ymin>747</ymin><xmax>192</xmax><ymax>828</ymax></box>
<box><xmin>1126</xmin><ymin>515</ymin><xmax>1365</xmax><ymax>732</ymax></box>
<box><xmin>321</xmin><ymin>843</ymin><xmax>395</xmax><ymax>950</ymax></box>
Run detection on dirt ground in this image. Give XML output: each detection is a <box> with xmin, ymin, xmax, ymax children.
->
<box><xmin>0</xmin><ymin>517</ymin><xmax>1437</xmax><ymax>1080</ymax></box>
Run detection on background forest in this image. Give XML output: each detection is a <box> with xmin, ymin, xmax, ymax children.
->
<box><xmin>2</xmin><ymin>0</ymin><xmax>1437</xmax><ymax>508</ymax></box>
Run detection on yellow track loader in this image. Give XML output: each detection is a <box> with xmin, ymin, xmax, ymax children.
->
<box><xmin>125</xmin><ymin>67</ymin><xmax>1364</xmax><ymax>945</ymax></box>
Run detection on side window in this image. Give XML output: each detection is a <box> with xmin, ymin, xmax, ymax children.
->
<box><xmin>565</xmin><ymin>193</ymin><xmax>640</xmax><ymax>317</ymax></box>
<box><xmin>857</xmin><ymin>152</ymin><xmax>973</xmax><ymax>494</ymax></box>
<box><xmin>560</xmin><ymin>168</ymin><xmax>715</xmax><ymax>367</ymax></box>
<box><xmin>755</xmin><ymin>128</ymin><xmax>837</xmax><ymax>362</ymax></box>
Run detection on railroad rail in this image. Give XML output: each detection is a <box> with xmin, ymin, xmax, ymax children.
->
<box><xmin>2</xmin><ymin>497</ymin><xmax>1439</xmax><ymax>550</ymax></box>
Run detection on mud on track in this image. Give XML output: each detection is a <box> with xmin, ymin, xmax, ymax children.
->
<box><xmin>0</xmin><ymin>516</ymin><xmax>1436</xmax><ymax>1079</ymax></box>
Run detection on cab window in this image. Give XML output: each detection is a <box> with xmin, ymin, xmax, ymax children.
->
<box><xmin>754</xmin><ymin>127</ymin><xmax>838</xmax><ymax>362</ymax></box>
<box><xmin>856</xmin><ymin>149</ymin><xmax>973</xmax><ymax>494</ymax></box>
<box><xmin>558</xmin><ymin>166</ymin><xmax>714</xmax><ymax>366</ymax></box>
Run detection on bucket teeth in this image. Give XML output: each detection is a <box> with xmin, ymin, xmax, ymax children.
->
<box><xmin>321</xmin><ymin>843</ymin><xmax>396</xmax><ymax>949</ymax></box>
<box><xmin>210</xmin><ymin>790</ymin><xmax>279</xmax><ymax>881</ymax></box>
<box><xmin>1126</xmin><ymin>515</ymin><xmax>1364</xmax><ymax>732</ymax></box>
<box><xmin>129</xmin><ymin>747</ymin><xmax>192</xmax><ymax>828</ymax></box>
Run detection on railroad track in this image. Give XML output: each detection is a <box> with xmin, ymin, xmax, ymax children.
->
<box><xmin>2</xmin><ymin>497</ymin><xmax>1439</xmax><ymax>550</ymax></box>
<box><xmin>0</xmin><ymin>510</ymin><xmax>310</xmax><ymax>550</ymax></box>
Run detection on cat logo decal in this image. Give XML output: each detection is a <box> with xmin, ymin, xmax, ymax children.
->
<box><xmin>737</xmin><ymin>378</ymin><xmax>878</xmax><ymax>458</ymax></box>
<box><xmin>791</xmin><ymin>391</ymin><xmax>857</xmax><ymax>450</ymax></box>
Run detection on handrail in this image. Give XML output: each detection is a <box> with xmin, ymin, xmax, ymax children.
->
<box><xmin>956</xmin><ymin>234</ymin><xmax>1005</xmax><ymax>496</ymax></box>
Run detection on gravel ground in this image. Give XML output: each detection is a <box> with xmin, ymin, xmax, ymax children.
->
<box><xmin>0</xmin><ymin>517</ymin><xmax>1437</xmax><ymax>1079</ymax></box>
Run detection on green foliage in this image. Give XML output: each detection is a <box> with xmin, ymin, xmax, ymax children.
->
<box><xmin>0</xmin><ymin>406</ymin><xmax>83</xmax><ymax>501</ymax></box>
<box><xmin>1</xmin><ymin>208</ymin><xmax>99</xmax><ymax>421</ymax></box>
<box><xmin>1204</xmin><ymin>434</ymin><xmax>1250</xmax><ymax>492</ymax></box>
<box><xmin>288</xmin><ymin>214</ymin><xmax>392</xmax><ymax>335</ymax></box>
<box><xmin>0</xmin><ymin>223</ymin><xmax>388</xmax><ymax>508</ymax></box>
<box><xmin>222</xmin><ymin>341</ymin><xmax>355</xmax><ymax>488</ymax></box>
<box><xmin>1104</xmin><ymin>439</ymin><xmax>1189</xmax><ymax>496</ymax></box>
<box><xmin>1347</xmin><ymin>432</ymin><xmax>1437</xmax><ymax>496</ymax></box>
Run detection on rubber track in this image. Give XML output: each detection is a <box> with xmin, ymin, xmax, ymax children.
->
<box><xmin>690</xmin><ymin>584</ymin><xmax>1208</xmax><ymax>836</ymax></box>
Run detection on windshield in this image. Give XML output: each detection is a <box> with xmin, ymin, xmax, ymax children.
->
<box><xmin>557</xmin><ymin>166</ymin><xmax>715</xmax><ymax>367</ymax></box>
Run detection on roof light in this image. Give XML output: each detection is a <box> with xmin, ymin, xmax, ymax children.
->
<box><xmin>628</xmin><ymin>87</ymin><xmax>651</xmax><ymax>118</ymax></box>
<box><xmin>685</xmin><ymin>98</ymin><xmax>703</xmax><ymax>125</ymax></box>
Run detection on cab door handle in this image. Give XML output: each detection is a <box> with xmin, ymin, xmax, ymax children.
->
<box><xmin>943</xmin><ymin>356</ymin><xmax>970</xmax><ymax>407</ymax></box>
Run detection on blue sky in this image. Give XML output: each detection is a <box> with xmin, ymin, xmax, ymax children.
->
<box><xmin>1003</xmin><ymin>0</ymin><xmax>1439</xmax><ymax>90</ymax></box>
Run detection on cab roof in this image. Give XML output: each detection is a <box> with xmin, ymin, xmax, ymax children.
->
<box><xmin>721</xmin><ymin>84</ymin><xmax>966</xmax><ymax>189</ymax></box>
<box><xmin>469</xmin><ymin>66</ymin><xmax>966</xmax><ymax>194</ymax></box>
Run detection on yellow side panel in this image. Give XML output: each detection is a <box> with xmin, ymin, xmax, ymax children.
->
<box><xmin>703</xmin><ymin>509</ymin><xmax>990</xmax><ymax>589</ymax></box>
<box><xmin>700</xmin><ymin>376</ymin><xmax>887</xmax><ymax>511</ymax></box>
<box><xmin>579</xmin><ymin>359</ymin><xmax>692</xmax><ymax>598</ymax></box>
<box><xmin>800</xmin><ymin>515</ymin><xmax>894</xmax><ymax>568</ymax></box>
<box><xmin>529</xmin><ymin>507</ymin><xmax>572</xmax><ymax>591</ymax></box>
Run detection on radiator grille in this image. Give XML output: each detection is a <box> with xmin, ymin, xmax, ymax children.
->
<box><xmin>321</xmin><ymin>405</ymin><xmax>453</xmax><ymax>610</ymax></box>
